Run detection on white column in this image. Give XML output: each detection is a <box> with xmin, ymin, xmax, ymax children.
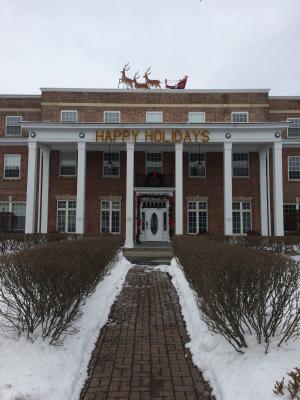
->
<box><xmin>124</xmin><ymin>142</ymin><xmax>134</xmax><ymax>248</ymax></box>
<box><xmin>259</xmin><ymin>149</ymin><xmax>269</xmax><ymax>236</ymax></box>
<box><xmin>76</xmin><ymin>142</ymin><xmax>86</xmax><ymax>234</ymax></box>
<box><xmin>175</xmin><ymin>143</ymin><xmax>183</xmax><ymax>235</ymax></box>
<box><xmin>41</xmin><ymin>147</ymin><xmax>50</xmax><ymax>233</ymax></box>
<box><xmin>224</xmin><ymin>142</ymin><xmax>233</xmax><ymax>235</ymax></box>
<box><xmin>273</xmin><ymin>142</ymin><xmax>284</xmax><ymax>236</ymax></box>
<box><xmin>25</xmin><ymin>141</ymin><xmax>38</xmax><ymax>233</ymax></box>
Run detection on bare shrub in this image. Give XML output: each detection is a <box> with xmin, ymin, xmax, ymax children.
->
<box><xmin>0</xmin><ymin>236</ymin><xmax>121</xmax><ymax>344</ymax></box>
<box><xmin>174</xmin><ymin>236</ymin><xmax>300</xmax><ymax>352</ymax></box>
<box><xmin>274</xmin><ymin>368</ymin><xmax>300</xmax><ymax>399</ymax></box>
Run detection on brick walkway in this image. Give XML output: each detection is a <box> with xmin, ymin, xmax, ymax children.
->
<box><xmin>80</xmin><ymin>266</ymin><xmax>215</xmax><ymax>400</ymax></box>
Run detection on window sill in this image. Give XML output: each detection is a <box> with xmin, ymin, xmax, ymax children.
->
<box><xmin>102</xmin><ymin>175</ymin><xmax>120</xmax><ymax>179</ymax></box>
<box><xmin>233</xmin><ymin>176</ymin><xmax>250</xmax><ymax>179</ymax></box>
<box><xmin>59</xmin><ymin>175</ymin><xmax>77</xmax><ymax>178</ymax></box>
<box><xmin>188</xmin><ymin>176</ymin><xmax>207</xmax><ymax>179</ymax></box>
<box><xmin>288</xmin><ymin>179</ymin><xmax>300</xmax><ymax>182</ymax></box>
<box><xmin>3</xmin><ymin>177</ymin><xmax>20</xmax><ymax>180</ymax></box>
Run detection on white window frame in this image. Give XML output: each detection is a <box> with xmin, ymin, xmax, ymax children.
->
<box><xmin>145</xmin><ymin>152</ymin><xmax>163</xmax><ymax>175</ymax></box>
<box><xmin>146</xmin><ymin>111</ymin><xmax>163</xmax><ymax>123</ymax></box>
<box><xmin>5</xmin><ymin>116</ymin><xmax>22</xmax><ymax>136</ymax></box>
<box><xmin>187</xmin><ymin>201</ymin><xmax>208</xmax><ymax>234</ymax></box>
<box><xmin>188</xmin><ymin>152</ymin><xmax>206</xmax><ymax>178</ymax></box>
<box><xmin>100</xmin><ymin>200</ymin><xmax>121</xmax><ymax>234</ymax></box>
<box><xmin>59</xmin><ymin>151</ymin><xmax>77</xmax><ymax>177</ymax></box>
<box><xmin>56</xmin><ymin>200</ymin><xmax>77</xmax><ymax>233</ymax></box>
<box><xmin>232</xmin><ymin>201</ymin><xmax>252</xmax><ymax>235</ymax></box>
<box><xmin>231</xmin><ymin>112</ymin><xmax>249</xmax><ymax>123</ymax></box>
<box><xmin>103</xmin><ymin>152</ymin><xmax>120</xmax><ymax>177</ymax></box>
<box><xmin>60</xmin><ymin>110</ymin><xmax>78</xmax><ymax>123</ymax></box>
<box><xmin>104</xmin><ymin>111</ymin><xmax>121</xmax><ymax>123</ymax></box>
<box><xmin>188</xmin><ymin>112</ymin><xmax>206</xmax><ymax>123</ymax></box>
<box><xmin>287</xmin><ymin>118</ymin><xmax>300</xmax><ymax>138</ymax></box>
<box><xmin>4</xmin><ymin>154</ymin><xmax>21</xmax><ymax>180</ymax></box>
<box><xmin>288</xmin><ymin>156</ymin><xmax>300</xmax><ymax>181</ymax></box>
<box><xmin>232</xmin><ymin>152</ymin><xmax>249</xmax><ymax>178</ymax></box>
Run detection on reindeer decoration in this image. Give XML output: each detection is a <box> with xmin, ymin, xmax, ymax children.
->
<box><xmin>118</xmin><ymin>63</ymin><xmax>134</xmax><ymax>89</ymax></box>
<box><xmin>133</xmin><ymin>72</ymin><xmax>149</xmax><ymax>90</ymax></box>
<box><xmin>144</xmin><ymin>67</ymin><xmax>161</xmax><ymax>89</ymax></box>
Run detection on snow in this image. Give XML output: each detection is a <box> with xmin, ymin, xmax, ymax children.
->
<box><xmin>156</xmin><ymin>259</ymin><xmax>300</xmax><ymax>400</ymax></box>
<box><xmin>0</xmin><ymin>253</ymin><xmax>132</xmax><ymax>400</ymax></box>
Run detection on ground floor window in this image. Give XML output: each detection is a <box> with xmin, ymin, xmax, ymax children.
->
<box><xmin>187</xmin><ymin>201</ymin><xmax>208</xmax><ymax>234</ymax></box>
<box><xmin>56</xmin><ymin>200</ymin><xmax>76</xmax><ymax>233</ymax></box>
<box><xmin>284</xmin><ymin>203</ymin><xmax>300</xmax><ymax>232</ymax></box>
<box><xmin>0</xmin><ymin>201</ymin><xmax>26</xmax><ymax>231</ymax></box>
<box><xmin>232</xmin><ymin>201</ymin><xmax>252</xmax><ymax>234</ymax></box>
<box><xmin>101</xmin><ymin>200</ymin><xmax>120</xmax><ymax>234</ymax></box>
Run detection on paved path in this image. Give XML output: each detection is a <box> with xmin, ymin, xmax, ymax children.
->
<box><xmin>80</xmin><ymin>266</ymin><xmax>215</xmax><ymax>400</ymax></box>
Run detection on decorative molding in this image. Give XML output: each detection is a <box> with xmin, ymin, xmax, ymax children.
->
<box><xmin>55</xmin><ymin>194</ymin><xmax>76</xmax><ymax>200</ymax></box>
<box><xmin>99</xmin><ymin>195</ymin><xmax>122</xmax><ymax>201</ymax></box>
<box><xmin>269</xmin><ymin>110</ymin><xmax>300</xmax><ymax>114</ymax></box>
<box><xmin>233</xmin><ymin>196</ymin><xmax>253</xmax><ymax>202</ymax></box>
<box><xmin>0</xmin><ymin>108</ymin><xmax>41</xmax><ymax>112</ymax></box>
<box><xmin>186</xmin><ymin>196</ymin><xmax>209</xmax><ymax>201</ymax></box>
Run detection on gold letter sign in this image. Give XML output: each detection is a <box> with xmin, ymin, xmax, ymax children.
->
<box><xmin>96</xmin><ymin>129</ymin><xmax>209</xmax><ymax>143</ymax></box>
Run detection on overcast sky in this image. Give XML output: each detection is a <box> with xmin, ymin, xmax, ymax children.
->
<box><xmin>1</xmin><ymin>0</ymin><xmax>300</xmax><ymax>95</ymax></box>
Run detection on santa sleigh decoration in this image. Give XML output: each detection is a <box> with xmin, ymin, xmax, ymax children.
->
<box><xmin>165</xmin><ymin>75</ymin><xmax>188</xmax><ymax>90</ymax></box>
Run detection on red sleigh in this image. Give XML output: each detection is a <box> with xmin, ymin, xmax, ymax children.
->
<box><xmin>165</xmin><ymin>75</ymin><xmax>188</xmax><ymax>89</ymax></box>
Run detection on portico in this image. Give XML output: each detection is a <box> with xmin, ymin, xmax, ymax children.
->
<box><xmin>22</xmin><ymin>122</ymin><xmax>288</xmax><ymax>247</ymax></box>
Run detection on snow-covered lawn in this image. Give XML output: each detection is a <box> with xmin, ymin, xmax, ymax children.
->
<box><xmin>157</xmin><ymin>259</ymin><xmax>300</xmax><ymax>400</ymax></box>
<box><xmin>0</xmin><ymin>253</ymin><xmax>132</xmax><ymax>400</ymax></box>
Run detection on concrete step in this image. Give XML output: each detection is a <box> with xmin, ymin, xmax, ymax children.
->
<box><xmin>123</xmin><ymin>245</ymin><xmax>174</xmax><ymax>266</ymax></box>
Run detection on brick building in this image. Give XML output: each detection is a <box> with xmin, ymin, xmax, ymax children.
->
<box><xmin>0</xmin><ymin>87</ymin><xmax>300</xmax><ymax>247</ymax></box>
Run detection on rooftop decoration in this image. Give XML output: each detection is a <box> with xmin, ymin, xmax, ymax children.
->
<box><xmin>118</xmin><ymin>64</ymin><xmax>188</xmax><ymax>90</ymax></box>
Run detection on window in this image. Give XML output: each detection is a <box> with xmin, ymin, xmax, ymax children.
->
<box><xmin>56</xmin><ymin>200</ymin><xmax>76</xmax><ymax>233</ymax></box>
<box><xmin>288</xmin><ymin>119</ymin><xmax>300</xmax><ymax>138</ymax></box>
<box><xmin>232</xmin><ymin>201</ymin><xmax>252</xmax><ymax>234</ymax></box>
<box><xmin>6</xmin><ymin>116</ymin><xmax>22</xmax><ymax>136</ymax></box>
<box><xmin>0</xmin><ymin>201</ymin><xmax>26</xmax><ymax>231</ymax></box>
<box><xmin>60</xmin><ymin>152</ymin><xmax>77</xmax><ymax>176</ymax></box>
<box><xmin>101</xmin><ymin>200</ymin><xmax>120</xmax><ymax>234</ymax></box>
<box><xmin>146</xmin><ymin>152</ymin><xmax>163</xmax><ymax>174</ymax></box>
<box><xmin>233</xmin><ymin>153</ymin><xmax>249</xmax><ymax>177</ymax></box>
<box><xmin>288</xmin><ymin>156</ymin><xmax>300</xmax><ymax>180</ymax></box>
<box><xmin>189</xmin><ymin>153</ymin><xmax>206</xmax><ymax>177</ymax></box>
<box><xmin>284</xmin><ymin>204</ymin><xmax>300</xmax><ymax>232</ymax></box>
<box><xmin>231</xmin><ymin>112</ymin><xmax>249</xmax><ymax>123</ymax></box>
<box><xmin>103</xmin><ymin>152</ymin><xmax>120</xmax><ymax>176</ymax></box>
<box><xmin>60</xmin><ymin>110</ymin><xmax>77</xmax><ymax>123</ymax></box>
<box><xmin>188</xmin><ymin>112</ymin><xmax>206</xmax><ymax>123</ymax></box>
<box><xmin>146</xmin><ymin>111</ymin><xmax>163</xmax><ymax>123</ymax></box>
<box><xmin>104</xmin><ymin>111</ymin><xmax>120</xmax><ymax>123</ymax></box>
<box><xmin>187</xmin><ymin>201</ymin><xmax>208</xmax><ymax>234</ymax></box>
<box><xmin>4</xmin><ymin>154</ymin><xmax>21</xmax><ymax>179</ymax></box>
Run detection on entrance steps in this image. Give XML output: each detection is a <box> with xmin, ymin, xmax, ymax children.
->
<box><xmin>123</xmin><ymin>242</ymin><xmax>174</xmax><ymax>266</ymax></box>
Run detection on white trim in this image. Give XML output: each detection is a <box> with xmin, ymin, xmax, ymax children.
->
<box><xmin>100</xmin><ymin>200</ymin><xmax>121</xmax><ymax>234</ymax></box>
<box><xmin>188</xmin><ymin>112</ymin><xmax>206</xmax><ymax>123</ymax></box>
<box><xmin>56</xmin><ymin>199</ymin><xmax>77</xmax><ymax>233</ymax></box>
<box><xmin>232</xmin><ymin>200</ymin><xmax>252</xmax><ymax>235</ymax></box>
<box><xmin>3</xmin><ymin>154</ymin><xmax>21</xmax><ymax>179</ymax></box>
<box><xmin>288</xmin><ymin>155</ymin><xmax>300</xmax><ymax>181</ymax></box>
<box><xmin>187</xmin><ymin>200</ymin><xmax>208</xmax><ymax>234</ymax></box>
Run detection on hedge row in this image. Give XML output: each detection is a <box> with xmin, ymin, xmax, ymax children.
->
<box><xmin>174</xmin><ymin>235</ymin><xmax>300</xmax><ymax>353</ymax></box>
<box><xmin>0</xmin><ymin>235</ymin><xmax>121</xmax><ymax>344</ymax></box>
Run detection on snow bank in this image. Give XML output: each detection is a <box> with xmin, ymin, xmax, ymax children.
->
<box><xmin>0</xmin><ymin>253</ymin><xmax>132</xmax><ymax>400</ymax></box>
<box><xmin>157</xmin><ymin>259</ymin><xmax>300</xmax><ymax>400</ymax></box>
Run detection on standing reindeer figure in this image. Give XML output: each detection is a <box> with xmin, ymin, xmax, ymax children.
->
<box><xmin>118</xmin><ymin>63</ymin><xmax>134</xmax><ymax>89</ymax></box>
<box><xmin>144</xmin><ymin>67</ymin><xmax>161</xmax><ymax>89</ymax></box>
<box><xmin>133</xmin><ymin>72</ymin><xmax>149</xmax><ymax>90</ymax></box>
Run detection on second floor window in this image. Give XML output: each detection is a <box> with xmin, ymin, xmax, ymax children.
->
<box><xmin>104</xmin><ymin>111</ymin><xmax>120</xmax><ymax>123</ymax></box>
<box><xmin>6</xmin><ymin>116</ymin><xmax>22</xmax><ymax>136</ymax></box>
<box><xmin>103</xmin><ymin>152</ymin><xmax>120</xmax><ymax>176</ymax></box>
<box><xmin>4</xmin><ymin>154</ymin><xmax>21</xmax><ymax>179</ymax></box>
<box><xmin>288</xmin><ymin>156</ymin><xmax>300</xmax><ymax>180</ymax></box>
<box><xmin>60</xmin><ymin>152</ymin><xmax>77</xmax><ymax>176</ymax></box>
<box><xmin>146</xmin><ymin>112</ymin><xmax>163</xmax><ymax>123</ymax></box>
<box><xmin>189</xmin><ymin>153</ymin><xmax>206</xmax><ymax>177</ymax></box>
<box><xmin>60</xmin><ymin>110</ymin><xmax>77</xmax><ymax>123</ymax></box>
<box><xmin>233</xmin><ymin>153</ymin><xmax>249</xmax><ymax>177</ymax></box>
<box><xmin>146</xmin><ymin>152</ymin><xmax>163</xmax><ymax>174</ymax></box>
<box><xmin>188</xmin><ymin>112</ymin><xmax>206</xmax><ymax>123</ymax></box>
<box><xmin>288</xmin><ymin>119</ymin><xmax>300</xmax><ymax>138</ymax></box>
<box><xmin>231</xmin><ymin>112</ymin><xmax>249</xmax><ymax>123</ymax></box>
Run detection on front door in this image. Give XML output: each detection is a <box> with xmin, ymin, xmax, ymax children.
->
<box><xmin>145</xmin><ymin>208</ymin><xmax>164</xmax><ymax>241</ymax></box>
